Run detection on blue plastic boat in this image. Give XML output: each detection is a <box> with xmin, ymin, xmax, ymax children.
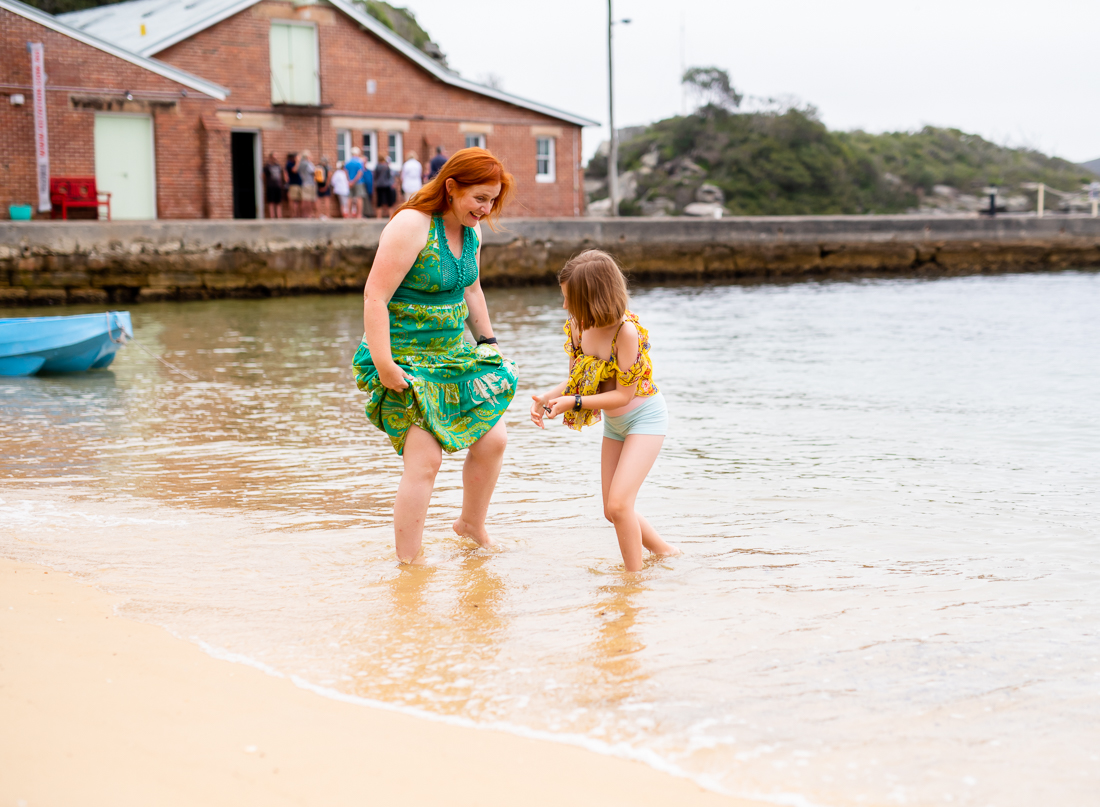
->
<box><xmin>0</xmin><ymin>311</ymin><xmax>132</xmax><ymax>376</ymax></box>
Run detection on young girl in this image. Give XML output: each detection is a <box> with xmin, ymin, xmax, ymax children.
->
<box><xmin>530</xmin><ymin>250</ymin><xmax>680</xmax><ymax>572</ymax></box>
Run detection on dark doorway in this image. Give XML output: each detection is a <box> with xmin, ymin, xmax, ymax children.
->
<box><xmin>231</xmin><ymin>131</ymin><xmax>258</xmax><ymax>219</ymax></box>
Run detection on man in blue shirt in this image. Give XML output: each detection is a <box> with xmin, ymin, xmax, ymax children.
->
<box><xmin>345</xmin><ymin>147</ymin><xmax>373</xmax><ymax>218</ymax></box>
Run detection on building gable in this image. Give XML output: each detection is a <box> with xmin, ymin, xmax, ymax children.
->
<box><xmin>1</xmin><ymin>0</ymin><xmax>228</xmax><ymax>100</ymax></box>
<box><xmin>59</xmin><ymin>0</ymin><xmax>596</xmax><ymax>127</ymax></box>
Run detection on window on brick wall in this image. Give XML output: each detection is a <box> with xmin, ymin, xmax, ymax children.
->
<box><xmin>536</xmin><ymin>137</ymin><xmax>556</xmax><ymax>183</ymax></box>
<box><xmin>386</xmin><ymin>132</ymin><xmax>403</xmax><ymax>166</ymax></box>
<box><xmin>336</xmin><ymin>130</ymin><xmax>351</xmax><ymax>165</ymax></box>
<box><xmin>465</xmin><ymin>134</ymin><xmax>486</xmax><ymax>149</ymax></box>
<box><xmin>270</xmin><ymin>21</ymin><xmax>319</xmax><ymax>105</ymax></box>
<box><xmin>362</xmin><ymin>132</ymin><xmax>377</xmax><ymax>170</ymax></box>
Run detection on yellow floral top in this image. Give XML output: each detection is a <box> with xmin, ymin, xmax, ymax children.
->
<box><xmin>562</xmin><ymin>310</ymin><xmax>659</xmax><ymax>430</ymax></box>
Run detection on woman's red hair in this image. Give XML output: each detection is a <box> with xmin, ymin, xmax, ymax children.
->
<box><xmin>397</xmin><ymin>147</ymin><xmax>515</xmax><ymax>229</ymax></box>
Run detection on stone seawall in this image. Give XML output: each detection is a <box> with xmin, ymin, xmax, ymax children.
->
<box><xmin>2</xmin><ymin>216</ymin><xmax>1099</xmax><ymax>306</ymax></box>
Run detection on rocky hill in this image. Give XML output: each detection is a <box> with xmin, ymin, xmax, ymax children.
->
<box><xmin>587</xmin><ymin>106</ymin><xmax>1095</xmax><ymax>217</ymax></box>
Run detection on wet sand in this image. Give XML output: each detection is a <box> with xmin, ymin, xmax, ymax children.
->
<box><xmin>0</xmin><ymin>558</ymin><xmax>762</xmax><ymax>807</ymax></box>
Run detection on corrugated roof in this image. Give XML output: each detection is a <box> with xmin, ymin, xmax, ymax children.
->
<box><xmin>61</xmin><ymin>0</ymin><xmax>261</xmax><ymax>60</ymax></box>
<box><xmin>58</xmin><ymin>0</ymin><xmax>598</xmax><ymax>127</ymax></box>
<box><xmin>1</xmin><ymin>0</ymin><xmax>229</xmax><ymax>100</ymax></box>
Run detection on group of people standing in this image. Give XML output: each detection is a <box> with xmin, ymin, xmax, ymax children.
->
<box><xmin>263</xmin><ymin>146</ymin><xmax>450</xmax><ymax>220</ymax></box>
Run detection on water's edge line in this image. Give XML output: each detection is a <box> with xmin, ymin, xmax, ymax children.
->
<box><xmin>1</xmin><ymin>515</ymin><xmax>826</xmax><ymax>807</ymax></box>
<box><xmin>189</xmin><ymin>636</ymin><xmax>824</xmax><ymax>807</ymax></box>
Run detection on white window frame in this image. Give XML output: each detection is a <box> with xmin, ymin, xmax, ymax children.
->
<box><xmin>387</xmin><ymin>132</ymin><xmax>403</xmax><ymax>166</ymax></box>
<box><xmin>465</xmin><ymin>133</ymin><xmax>486</xmax><ymax>150</ymax></box>
<box><xmin>269</xmin><ymin>20</ymin><xmax>320</xmax><ymax>106</ymax></box>
<box><xmin>362</xmin><ymin>132</ymin><xmax>377</xmax><ymax>170</ymax></box>
<box><xmin>536</xmin><ymin>136</ymin><xmax>556</xmax><ymax>183</ymax></box>
<box><xmin>336</xmin><ymin>129</ymin><xmax>351</xmax><ymax>165</ymax></box>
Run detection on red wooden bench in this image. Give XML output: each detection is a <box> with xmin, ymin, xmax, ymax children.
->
<box><xmin>49</xmin><ymin>177</ymin><xmax>111</xmax><ymax>221</ymax></box>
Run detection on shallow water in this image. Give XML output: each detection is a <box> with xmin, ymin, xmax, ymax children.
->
<box><xmin>3</xmin><ymin>272</ymin><xmax>1099</xmax><ymax>806</ymax></box>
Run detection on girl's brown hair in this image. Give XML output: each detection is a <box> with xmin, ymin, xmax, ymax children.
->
<box><xmin>557</xmin><ymin>250</ymin><xmax>629</xmax><ymax>330</ymax></box>
<box><xmin>397</xmin><ymin>147</ymin><xmax>515</xmax><ymax>230</ymax></box>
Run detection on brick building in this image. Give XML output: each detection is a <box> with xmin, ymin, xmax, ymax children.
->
<box><xmin>1</xmin><ymin>0</ymin><xmax>596</xmax><ymax>221</ymax></box>
<box><xmin>1</xmin><ymin>0</ymin><xmax>230</xmax><ymax>219</ymax></box>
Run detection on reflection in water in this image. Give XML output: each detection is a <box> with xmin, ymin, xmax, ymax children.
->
<box><xmin>352</xmin><ymin>552</ymin><xmax>508</xmax><ymax>714</ymax></box>
<box><xmin>3</xmin><ymin>273</ymin><xmax>1100</xmax><ymax>807</ymax></box>
<box><xmin>589</xmin><ymin>580</ymin><xmax>647</xmax><ymax>702</ymax></box>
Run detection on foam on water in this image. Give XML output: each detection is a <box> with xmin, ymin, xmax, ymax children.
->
<box><xmin>3</xmin><ymin>273</ymin><xmax>1099</xmax><ymax>806</ymax></box>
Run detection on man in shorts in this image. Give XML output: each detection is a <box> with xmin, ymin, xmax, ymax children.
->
<box><xmin>345</xmin><ymin>146</ymin><xmax>372</xmax><ymax>219</ymax></box>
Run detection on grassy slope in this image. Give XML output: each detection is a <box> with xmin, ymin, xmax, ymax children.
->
<box><xmin>590</xmin><ymin>107</ymin><xmax>1092</xmax><ymax>215</ymax></box>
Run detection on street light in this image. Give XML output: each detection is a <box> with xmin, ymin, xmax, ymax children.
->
<box><xmin>607</xmin><ymin>2</ymin><xmax>630</xmax><ymax>217</ymax></box>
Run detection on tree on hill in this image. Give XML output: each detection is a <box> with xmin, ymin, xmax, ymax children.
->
<box><xmin>682</xmin><ymin>66</ymin><xmax>743</xmax><ymax>114</ymax></box>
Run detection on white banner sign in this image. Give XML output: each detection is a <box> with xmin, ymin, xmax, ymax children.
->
<box><xmin>29</xmin><ymin>42</ymin><xmax>51</xmax><ymax>213</ymax></box>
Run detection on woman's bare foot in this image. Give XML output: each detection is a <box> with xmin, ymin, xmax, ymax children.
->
<box><xmin>651</xmin><ymin>545</ymin><xmax>682</xmax><ymax>559</ymax></box>
<box><xmin>453</xmin><ymin>517</ymin><xmax>495</xmax><ymax>550</ymax></box>
<box><xmin>397</xmin><ymin>547</ymin><xmax>430</xmax><ymax>565</ymax></box>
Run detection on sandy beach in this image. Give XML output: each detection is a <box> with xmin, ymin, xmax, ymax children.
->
<box><xmin>1</xmin><ymin>558</ymin><xmax>762</xmax><ymax>807</ymax></box>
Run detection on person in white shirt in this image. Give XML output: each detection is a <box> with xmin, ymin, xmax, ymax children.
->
<box><xmin>400</xmin><ymin>151</ymin><xmax>423</xmax><ymax>202</ymax></box>
<box><xmin>330</xmin><ymin>162</ymin><xmax>351</xmax><ymax>218</ymax></box>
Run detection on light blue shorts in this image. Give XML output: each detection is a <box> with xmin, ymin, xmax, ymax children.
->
<box><xmin>603</xmin><ymin>392</ymin><xmax>668</xmax><ymax>442</ymax></box>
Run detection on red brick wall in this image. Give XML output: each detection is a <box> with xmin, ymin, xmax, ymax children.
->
<box><xmin>155</xmin><ymin>0</ymin><xmax>585</xmax><ymax>217</ymax></box>
<box><xmin>200</xmin><ymin>114</ymin><xmax>233</xmax><ymax>218</ymax></box>
<box><xmin>0</xmin><ymin>8</ymin><xmax>220</xmax><ymax>219</ymax></box>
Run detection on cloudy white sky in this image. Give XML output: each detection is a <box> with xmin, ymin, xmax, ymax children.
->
<box><xmin>401</xmin><ymin>0</ymin><xmax>1099</xmax><ymax>165</ymax></box>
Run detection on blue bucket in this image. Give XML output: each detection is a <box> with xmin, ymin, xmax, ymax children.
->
<box><xmin>9</xmin><ymin>205</ymin><xmax>33</xmax><ymax>221</ymax></box>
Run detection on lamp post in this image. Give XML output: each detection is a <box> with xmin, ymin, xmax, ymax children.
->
<box><xmin>607</xmin><ymin>2</ymin><xmax>630</xmax><ymax>217</ymax></box>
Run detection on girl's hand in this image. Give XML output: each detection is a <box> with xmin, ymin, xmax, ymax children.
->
<box><xmin>547</xmin><ymin>396</ymin><xmax>575</xmax><ymax>419</ymax></box>
<box><xmin>529</xmin><ymin>395</ymin><xmax>548</xmax><ymax>429</ymax></box>
<box><xmin>379</xmin><ymin>362</ymin><xmax>411</xmax><ymax>391</ymax></box>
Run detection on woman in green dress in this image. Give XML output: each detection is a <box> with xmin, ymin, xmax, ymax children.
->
<box><xmin>354</xmin><ymin>148</ymin><xmax>518</xmax><ymax>563</ymax></box>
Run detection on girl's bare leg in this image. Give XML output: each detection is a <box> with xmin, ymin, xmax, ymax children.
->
<box><xmin>453</xmin><ymin>420</ymin><xmax>507</xmax><ymax>549</ymax></box>
<box><xmin>601</xmin><ymin>435</ymin><xmax>678</xmax><ymax>571</ymax></box>
<box><xmin>602</xmin><ymin>438</ymin><xmax>671</xmax><ymax>554</ymax></box>
<box><xmin>394</xmin><ymin>424</ymin><xmax>443</xmax><ymax>563</ymax></box>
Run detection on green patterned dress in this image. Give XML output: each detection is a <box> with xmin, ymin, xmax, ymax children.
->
<box><xmin>353</xmin><ymin>214</ymin><xmax>518</xmax><ymax>455</ymax></box>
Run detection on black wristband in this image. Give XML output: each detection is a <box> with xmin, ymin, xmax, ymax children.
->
<box><xmin>476</xmin><ymin>336</ymin><xmax>498</xmax><ymax>345</ymax></box>
<box><xmin>573</xmin><ymin>394</ymin><xmax>582</xmax><ymax>412</ymax></box>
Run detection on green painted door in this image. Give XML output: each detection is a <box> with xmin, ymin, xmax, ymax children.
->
<box><xmin>270</xmin><ymin>21</ymin><xmax>319</xmax><ymax>105</ymax></box>
<box><xmin>94</xmin><ymin>114</ymin><xmax>156</xmax><ymax>220</ymax></box>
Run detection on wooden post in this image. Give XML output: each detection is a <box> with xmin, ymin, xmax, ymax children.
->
<box><xmin>1037</xmin><ymin>183</ymin><xmax>1044</xmax><ymax>219</ymax></box>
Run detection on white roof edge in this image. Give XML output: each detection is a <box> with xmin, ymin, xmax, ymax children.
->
<box><xmin>0</xmin><ymin>0</ymin><xmax>229</xmax><ymax>100</ymax></box>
